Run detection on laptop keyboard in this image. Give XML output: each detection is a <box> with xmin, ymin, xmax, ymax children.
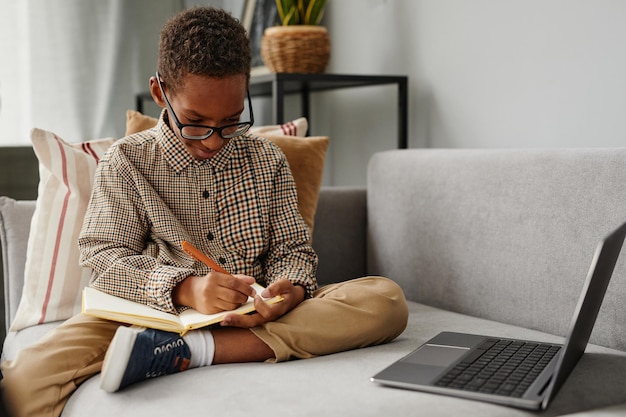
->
<box><xmin>434</xmin><ymin>338</ymin><xmax>562</xmax><ymax>397</ymax></box>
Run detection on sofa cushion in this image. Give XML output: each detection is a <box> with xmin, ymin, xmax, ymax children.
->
<box><xmin>1</xmin><ymin>321</ymin><xmax>59</xmax><ymax>362</ymax></box>
<box><xmin>5</xmin><ymin>304</ymin><xmax>625</xmax><ymax>416</ymax></box>
<box><xmin>32</xmin><ymin>301</ymin><xmax>623</xmax><ymax>417</ymax></box>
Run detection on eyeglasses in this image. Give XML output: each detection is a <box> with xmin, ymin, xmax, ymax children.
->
<box><xmin>156</xmin><ymin>71</ymin><xmax>254</xmax><ymax>140</ymax></box>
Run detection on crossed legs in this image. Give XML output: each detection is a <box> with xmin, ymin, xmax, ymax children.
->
<box><xmin>1</xmin><ymin>277</ymin><xmax>408</xmax><ymax>417</ymax></box>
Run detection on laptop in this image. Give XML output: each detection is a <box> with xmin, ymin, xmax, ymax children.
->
<box><xmin>371</xmin><ymin>221</ymin><xmax>626</xmax><ymax>410</ymax></box>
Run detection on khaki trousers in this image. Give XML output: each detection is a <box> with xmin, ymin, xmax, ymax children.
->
<box><xmin>2</xmin><ymin>277</ymin><xmax>408</xmax><ymax>417</ymax></box>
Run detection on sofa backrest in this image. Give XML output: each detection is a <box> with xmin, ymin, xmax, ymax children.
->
<box><xmin>312</xmin><ymin>187</ymin><xmax>367</xmax><ymax>286</ymax></box>
<box><xmin>367</xmin><ymin>148</ymin><xmax>626</xmax><ymax>352</ymax></box>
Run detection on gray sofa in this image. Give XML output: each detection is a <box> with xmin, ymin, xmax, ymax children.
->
<box><xmin>2</xmin><ymin>148</ymin><xmax>626</xmax><ymax>416</ymax></box>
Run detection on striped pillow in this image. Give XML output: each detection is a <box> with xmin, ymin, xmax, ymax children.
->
<box><xmin>10</xmin><ymin>129</ymin><xmax>116</xmax><ymax>331</ymax></box>
<box><xmin>249</xmin><ymin>117</ymin><xmax>308</xmax><ymax>137</ymax></box>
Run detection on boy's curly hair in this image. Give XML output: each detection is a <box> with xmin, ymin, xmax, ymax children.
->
<box><xmin>158</xmin><ymin>7</ymin><xmax>251</xmax><ymax>93</ymax></box>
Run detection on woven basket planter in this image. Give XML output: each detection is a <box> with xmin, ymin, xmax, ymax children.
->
<box><xmin>261</xmin><ymin>26</ymin><xmax>330</xmax><ymax>73</ymax></box>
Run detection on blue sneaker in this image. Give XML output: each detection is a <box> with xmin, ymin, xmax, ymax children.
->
<box><xmin>100</xmin><ymin>326</ymin><xmax>191</xmax><ymax>392</ymax></box>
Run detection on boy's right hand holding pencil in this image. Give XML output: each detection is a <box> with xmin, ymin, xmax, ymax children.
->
<box><xmin>175</xmin><ymin>241</ymin><xmax>257</xmax><ymax>314</ymax></box>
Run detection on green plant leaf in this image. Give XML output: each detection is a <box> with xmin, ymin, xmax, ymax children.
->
<box><xmin>297</xmin><ymin>0</ymin><xmax>306</xmax><ymax>24</ymax></box>
<box><xmin>276</xmin><ymin>0</ymin><xmax>301</xmax><ymax>25</ymax></box>
<box><xmin>284</xmin><ymin>5</ymin><xmax>300</xmax><ymax>25</ymax></box>
<box><xmin>276</xmin><ymin>0</ymin><xmax>288</xmax><ymax>22</ymax></box>
<box><xmin>304</xmin><ymin>0</ymin><xmax>328</xmax><ymax>25</ymax></box>
<box><xmin>275</xmin><ymin>0</ymin><xmax>327</xmax><ymax>26</ymax></box>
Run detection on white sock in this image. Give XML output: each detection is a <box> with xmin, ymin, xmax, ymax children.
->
<box><xmin>183</xmin><ymin>329</ymin><xmax>215</xmax><ymax>368</ymax></box>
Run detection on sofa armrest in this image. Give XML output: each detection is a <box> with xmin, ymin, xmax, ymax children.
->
<box><xmin>0</xmin><ymin>198</ymin><xmax>36</xmax><ymax>341</ymax></box>
<box><xmin>312</xmin><ymin>186</ymin><xmax>366</xmax><ymax>287</ymax></box>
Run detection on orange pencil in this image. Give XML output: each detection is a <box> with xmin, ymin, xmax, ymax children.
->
<box><xmin>181</xmin><ymin>241</ymin><xmax>229</xmax><ymax>274</ymax></box>
<box><xmin>182</xmin><ymin>241</ymin><xmax>283</xmax><ymax>305</ymax></box>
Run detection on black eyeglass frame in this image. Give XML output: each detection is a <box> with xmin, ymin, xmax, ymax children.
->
<box><xmin>155</xmin><ymin>71</ymin><xmax>254</xmax><ymax>140</ymax></box>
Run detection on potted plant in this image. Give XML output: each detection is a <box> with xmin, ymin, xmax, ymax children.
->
<box><xmin>261</xmin><ymin>0</ymin><xmax>331</xmax><ymax>73</ymax></box>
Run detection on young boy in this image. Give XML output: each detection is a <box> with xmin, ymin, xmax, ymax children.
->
<box><xmin>1</xmin><ymin>7</ymin><xmax>408</xmax><ymax>417</ymax></box>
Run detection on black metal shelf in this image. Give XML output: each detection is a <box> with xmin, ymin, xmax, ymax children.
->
<box><xmin>249</xmin><ymin>73</ymin><xmax>408</xmax><ymax>149</ymax></box>
<box><xmin>136</xmin><ymin>73</ymin><xmax>409</xmax><ymax>149</ymax></box>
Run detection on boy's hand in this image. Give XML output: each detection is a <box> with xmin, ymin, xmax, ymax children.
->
<box><xmin>173</xmin><ymin>273</ymin><xmax>256</xmax><ymax>314</ymax></box>
<box><xmin>220</xmin><ymin>279</ymin><xmax>306</xmax><ymax>328</ymax></box>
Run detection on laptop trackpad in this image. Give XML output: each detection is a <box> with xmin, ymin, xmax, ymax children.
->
<box><xmin>403</xmin><ymin>344</ymin><xmax>469</xmax><ymax>367</ymax></box>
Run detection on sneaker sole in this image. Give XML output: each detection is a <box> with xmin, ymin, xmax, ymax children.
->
<box><xmin>100</xmin><ymin>326</ymin><xmax>144</xmax><ymax>392</ymax></box>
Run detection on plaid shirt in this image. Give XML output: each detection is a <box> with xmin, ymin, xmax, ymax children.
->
<box><xmin>79</xmin><ymin>113</ymin><xmax>318</xmax><ymax>314</ymax></box>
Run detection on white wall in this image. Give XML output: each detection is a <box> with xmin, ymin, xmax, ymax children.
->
<box><xmin>317</xmin><ymin>0</ymin><xmax>626</xmax><ymax>185</ymax></box>
<box><xmin>3</xmin><ymin>1</ymin><xmax>625</xmax><ymax>186</ymax></box>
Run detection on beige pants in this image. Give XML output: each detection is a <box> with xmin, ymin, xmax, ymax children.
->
<box><xmin>2</xmin><ymin>277</ymin><xmax>408</xmax><ymax>417</ymax></box>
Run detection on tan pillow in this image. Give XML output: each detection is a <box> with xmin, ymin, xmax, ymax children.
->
<box><xmin>262</xmin><ymin>134</ymin><xmax>329</xmax><ymax>233</ymax></box>
<box><xmin>125</xmin><ymin>110</ymin><xmax>159</xmax><ymax>136</ymax></box>
<box><xmin>125</xmin><ymin>109</ymin><xmax>308</xmax><ymax>137</ymax></box>
<box><xmin>10</xmin><ymin>129</ymin><xmax>117</xmax><ymax>331</ymax></box>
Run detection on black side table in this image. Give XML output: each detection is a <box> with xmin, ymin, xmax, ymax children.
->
<box><xmin>249</xmin><ymin>73</ymin><xmax>409</xmax><ymax>149</ymax></box>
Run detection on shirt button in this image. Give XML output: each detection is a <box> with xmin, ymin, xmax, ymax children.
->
<box><xmin>207</xmin><ymin>232</ymin><xmax>214</xmax><ymax>241</ymax></box>
<box><xmin>202</xmin><ymin>190</ymin><xmax>210</xmax><ymax>199</ymax></box>
<box><xmin>218</xmin><ymin>257</ymin><xmax>226</xmax><ymax>264</ymax></box>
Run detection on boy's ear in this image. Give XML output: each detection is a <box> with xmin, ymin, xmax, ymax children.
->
<box><xmin>149</xmin><ymin>76</ymin><xmax>166</xmax><ymax>108</ymax></box>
